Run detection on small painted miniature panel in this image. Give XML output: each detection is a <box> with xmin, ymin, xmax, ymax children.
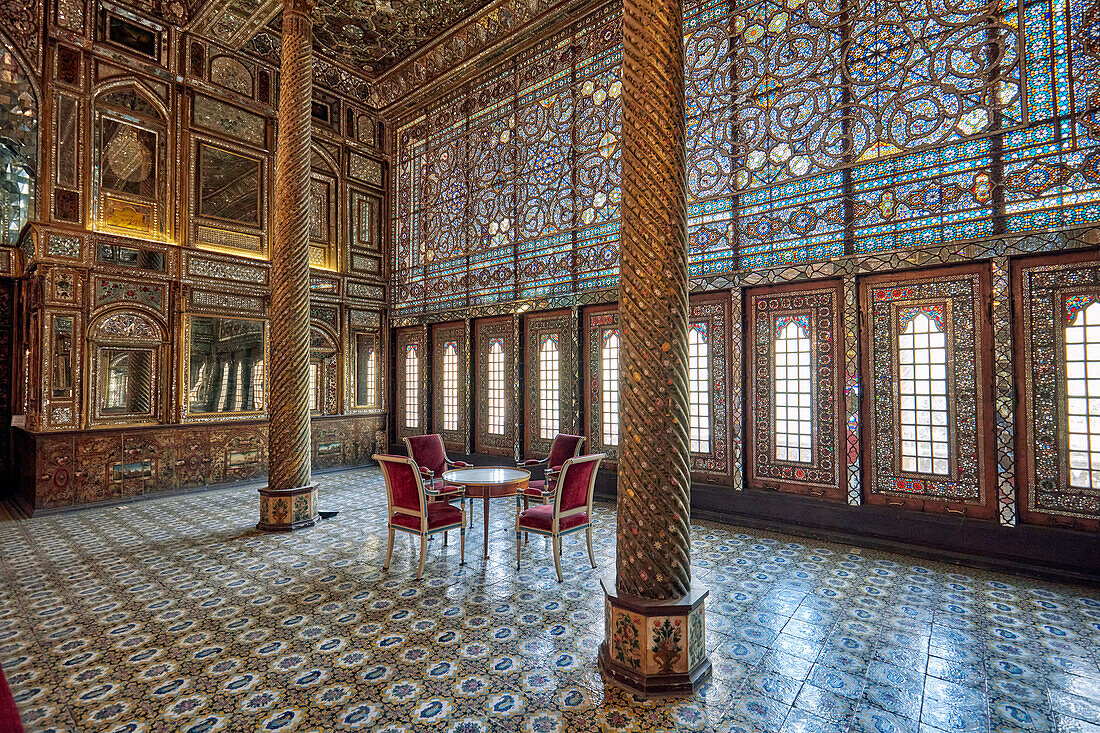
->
<box><xmin>196</xmin><ymin>142</ymin><xmax>263</xmax><ymax>226</ymax></box>
<box><xmin>1016</xmin><ymin>254</ymin><xmax>1100</xmax><ymax>529</ymax></box>
<box><xmin>99</xmin><ymin>9</ymin><xmax>160</xmax><ymax>61</ymax></box>
<box><xmin>747</xmin><ymin>281</ymin><xmax>844</xmax><ymax>499</ymax></box>
<box><xmin>585</xmin><ymin>305</ymin><xmax>620</xmax><ymax>464</ymax></box>
<box><xmin>186</xmin><ymin>316</ymin><xmax>266</xmax><ymax>417</ymax></box>
<box><xmin>688</xmin><ymin>292</ymin><xmax>731</xmax><ymax>481</ymax></box>
<box><xmin>395</xmin><ymin>326</ymin><xmax>428</xmax><ymax>440</ymax></box>
<box><xmin>474</xmin><ymin>317</ymin><xmax>515</xmax><ymax>456</ymax></box>
<box><xmin>96</xmin><ymin>242</ymin><xmax>166</xmax><ymax>273</ymax></box>
<box><xmin>524</xmin><ymin>309</ymin><xmax>578</xmax><ymax>459</ymax></box>
<box><xmin>861</xmin><ymin>266</ymin><xmax>995</xmax><ymax>518</ymax></box>
<box><xmin>192</xmin><ymin>94</ymin><xmax>265</xmax><ymax>146</ymax></box>
<box><xmin>432</xmin><ymin>321</ymin><xmax>468</xmax><ymax>452</ymax></box>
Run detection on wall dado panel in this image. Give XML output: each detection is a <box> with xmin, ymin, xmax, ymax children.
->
<box><xmin>14</xmin><ymin>415</ymin><xmax>386</xmax><ymax>511</ymax></box>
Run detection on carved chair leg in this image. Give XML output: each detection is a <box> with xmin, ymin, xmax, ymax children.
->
<box><xmin>460</xmin><ymin>525</ymin><xmax>466</xmax><ymax>566</ymax></box>
<box><xmin>522</xmin><ymin>496</ymin><xmax>529</xmax><ymax>544</ymax></box>
<box><xmin>417</xmin><ymin>535</ymin><xmax>427</xmax><ymax>579</ymax></box>
<box><xmin>384</xmin><ymin>528</ymin><xmax>395</xmax><ymax>570</ymax></box>
<box><xmin>516</xmin><ymin>530</ymin><xmax>521</xmax><ymax>571</ymax></box>
<box><xmin>586</xmin><ymin>526</ymin><xmax>596</xmax><ymax>569</ymax></box>
<box><xmin>552</xmin><ymin>536</ymin><xmax>563</xmax><ymax>583</ymax></box>
<box><xmin>444</xmin><ymin>531</ymin><xmax>448</xmax><ymax>547</ymax></box>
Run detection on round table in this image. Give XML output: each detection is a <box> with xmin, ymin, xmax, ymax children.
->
<box><xmin>442</xmin><ymin>467</ymin><xmax>530</xmax><ymax>559</ymax></box>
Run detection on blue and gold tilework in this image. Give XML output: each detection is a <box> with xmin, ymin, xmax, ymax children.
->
<box><xmin>0</xmin><ymin>467</ymin><xmax>1098</xmax><ymax>732</ymax></box>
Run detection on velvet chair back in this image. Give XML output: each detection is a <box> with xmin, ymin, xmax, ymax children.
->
<box><xmin>378</xmin><ymin>455</ymin><xmax>424</xmax><ymax>514</ymax></box>
<box><xmin>556</xmin><ymin>453</ymin><xmax>604</xmax><ymax>514</ymax></box>
<box><xmin>547</xmin><ymin>434</ymin><xmax>585</xmax><ymax>470</ymax></box>
<box><xmin>405</xmin><ymin>434</ymin><xmax>448</xmax><ymax>477</ymax></box>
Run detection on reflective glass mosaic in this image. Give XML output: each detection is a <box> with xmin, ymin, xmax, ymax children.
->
<box><xmin>0</xmin><ymin>43</ymin><xmax>36</xmax><ymax>247</ymax></box>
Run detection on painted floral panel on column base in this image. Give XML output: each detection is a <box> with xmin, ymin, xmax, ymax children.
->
<box><xmin>257</xmin><ymin>482</ymin><xmax>318</xmax><ymax>531</ymax></box>
<box><xmin>598</xmin><ymin>576</ymin><xmax>711</xmax><ymax>696</ymax></box>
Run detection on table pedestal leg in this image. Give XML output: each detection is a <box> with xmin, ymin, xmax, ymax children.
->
<box><xmin>483</xmin><ymin>498</ymin><xmax>491</xmax><ymax>559</ymax></box>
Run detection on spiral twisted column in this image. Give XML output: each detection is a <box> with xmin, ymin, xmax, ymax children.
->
<box><xmin>258</xmin><ymin>0</ymin><xmax>317</xmax><ymax>531</ymax></box>
<box><xmin>598</xmin><ymin>0</ymin><xmax>709</xmax><ymax>694</ymax></box>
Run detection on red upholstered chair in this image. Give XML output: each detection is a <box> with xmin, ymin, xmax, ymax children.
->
<box><xmin>405</xmin><ymin>434</ymin><xmax>470</xmax><ymax>525</ymax></box>
<box><xmin>515</xmin><ymin>452</ymin><xmax>604</xmax><ymax>582</ymax></box>
<box><xmin>518</xmin><ymin>433</ymin><xmax>585</xmax><ymax>508</ymax></box>
<box><xmin>376</xmin><ymin>454</ymin><xmax>466</xmax><ymax>578</ymax></box>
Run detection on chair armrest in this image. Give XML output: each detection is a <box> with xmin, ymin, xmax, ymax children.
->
<box><xmin>418</xmin><ymin>466</ymin><xmax>434</xmax><ymax>478</ymax></box>
<box><xmin>519</xmin><ymin>458</ymin><xmax>548</xmax><ymax>467</ymax></box>
<box><xmin>449</xmin><ymin>460</ymin><xmax>471</xmax><ymax>468</ymax></box>
<box><xmin>427</xmin><ymin>484</ymin><xmax>465</xmax><ymax>499</ymax></box>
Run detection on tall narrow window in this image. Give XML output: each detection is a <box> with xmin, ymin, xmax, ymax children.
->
<box><xmin>898</xmin><ymin>310</ymin><xmax>950</xmax><ymax>476</ymax></box>
<box><xmin>443</xmin><ymin>341</ymin><xmax>459</xmax><ymax>431</ymax></box>
<box><xmin>487</xmin><ymin>339</ymin><xmax>505</xmax><ymax>434</ymax></box>
<box><xmin>539</xmin><ymin>335</ymin><xmax>561</xmax><ymax>439</ymax></box>
<box><xmin>602</xmin><ymin>331</ymin><xmax>620</xmax><ymax>446</ymax></box>
<box><xmin>1065</xmin><ymin>301</ymin><xmax>1100</xmax><ymax>489</ymax></box>
<box><xmin>405</xmin><ymin>344</ymin><xmax>419</xmax><ymax>428</ymax></box>
<box><xmin>365</xmin><ymin>347</ymin><xmax>376</xmax><ymax>408</ymax></box>
<box><xmin>688</xmin><ymin>325</ymin><xmax>711</xmax><ymax>453</ymax></box>
<box><xmin>774</xmin><ymin>318</ymin><xmax>813</xmax><ymax>464</ymax></box>
<box><xmin>309</xmin><ymin>361</ymin><xmax>320</xmax><ymax>412</ymax></box>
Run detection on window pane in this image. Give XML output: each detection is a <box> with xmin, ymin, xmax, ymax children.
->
<box><xmin>487</xmin><ymin>339</ymin><xmax>506</xmax><ymax>434</ymax></box>
<box><xmin>602</xmin><ymin>330</ymin><xmax>620</xmax><ymax>446</ymax></box>
<box><xmin>898</xmin><ymin>310</ymin><xmax>950</xmax><ymax>476</ymax></box>
<box><xmin>309</xmin><ymin>362</ymin><xmax>320</xmax><ymax>412</ymax></box>
<box><xmin>773</xmin><ymin>318</ymin><xmax>813</xmax><ymax>464</ymax></box>
<box><xmin>443</xmin><ymin>342</ymin><xmax>459</xmax><ymax>431</ymax></box>
<box><xmin>355</xmin><ymin>333</ymin><xmax>376</xmax><ymax>407</ymax></box>
<box><xmin>539</xmin><ymin>335</ymin><xmax>561</xmax><ymax>440</ymax></box>
<box><xmin>688</xmin><ymin>325</ymin><xmax>711</xmax><ymax>453</ymax></box>
<box><xmin>405</xmin><ymin>344</ymin><xmax>419</xmax><ymax>428</ymax></box>
<box><xmin>1066</xmin><ymin>301</ymin><xmax>1100</xmax><ymax>489</ymax></box>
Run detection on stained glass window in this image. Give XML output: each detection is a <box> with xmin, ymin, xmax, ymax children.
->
<box><xmin>774</xmin><ymin>319</ymin><xmax>813</xmax><ymax>465</ymax></box>
<box><xmin>898</xmin><ymin>310</ymin><xmax>950</xmax><ymax>476</ymax></box>
<box><xmin>602</xmin><ymin>330</ymin><xmax>620</xmax><ymax>447</ymax></box>
<box><xmin>487</xmin><ymin>339</ymin><xmax>506</xmax><ymax>434</ymax></box>
<box><xmin>443</xmin><ymin>341</ymin><xmax>460</xmax><ymax>431</ymax></box>
<box><xmin>688</xmin><ymin>325</ymin><xmax>711</xmax><ymax>453</ymax></box>
<box><xmin>539</xmin><ymin>335</ymin><xmax>561</xmax><ymax>440</ymax></box>
<box><xmin>394</xmin><ymin>0</ymin><xmax>1100</xmax><ymax>311</ymax></box>
<box><xmin>404</xmin><ymin>344</ymin><xmax>419</xmax><ymax>429</ymax></box>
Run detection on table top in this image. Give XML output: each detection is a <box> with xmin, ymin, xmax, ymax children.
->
<box><xmin>442</xmin><ymin>466</ymin><xmax>530</xmax><ymax>485</ymax></box>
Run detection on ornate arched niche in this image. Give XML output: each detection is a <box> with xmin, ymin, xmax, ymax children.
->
<box><xmin>93</xmin><ymin>82</ymin><xmax>167</xmax><ymax>237</ymax></box>
<box><xmin>88</xmin><ymin>310</ymin><xmax>167</xmax><ymax>426</ymax></box>
<box><xmin>310</xmin><ymin>325</ymin><xmax>339</xmax><ymax>415</ymax></box>
<box><xmin>309</xmin><ymin>145</ymin><xmax>338</xmax><ymax>270</ymax></box>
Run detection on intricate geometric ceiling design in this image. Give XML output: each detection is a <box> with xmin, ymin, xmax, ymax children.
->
<box><xmin>270</xmin><ymin>0</ymin><xmax>499</xmax><ymax>76</ymax></box>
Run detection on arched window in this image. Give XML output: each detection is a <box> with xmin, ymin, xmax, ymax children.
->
<box><xmin>404</xmin><ymin>344</ymin><xmax>419</xmax><ymax>428</ymax></box>
<box><xmin>365</xmin><ymin>347</ymin><xmax>376</xmax><ymax>408</ymax></box>
<box><xmin>539</xmin><ymin>335</ymin><xmax>561</xmax><ymax>439</ymax></box>
<box><xmin>899</xmin><ymin>310</ymin><xmax>950</xmax><ymax>476</ymax></box>
<box><xmin>774</xmin><ymin>318</ymin><xmax>813</xmax><ymax>464</ymax></box>
<box><xmin>487</xmin><ymin>339</ymin><xmax>506</xmax><ymax>434</ymax></box>
<box><xmin>688</xmin><ymin>325</ymin><xmax>711</xmax><ymax>453</ymax></box>
<box><xmin>442</xmin><ymin>341</ymin><xmax>459</xmax><ymax>430</ymax></box>
<box><xmin>0</xmin><ymin>43</ymin><xmax>36</xmax><ymax>245</ymax></box>
<box><xmin>602</xmin><ymin>331</ymin><xmax>620</xmax><ymax>446</ymax></box>
<box><xmin>1065</xmin><ymin>301</ymin><xmax>1100</xmax><ymax>488</ymax></box>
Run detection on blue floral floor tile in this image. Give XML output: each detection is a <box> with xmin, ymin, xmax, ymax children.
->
<box><xmin>0</xmin><ymin>466</ymin><xmax>1096</xmax><ymax>731</ymax></box>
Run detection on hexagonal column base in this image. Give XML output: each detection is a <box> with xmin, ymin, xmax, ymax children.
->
<box><xmin>598</xmin><ymin>576</ymin><xmax>711</xmax><ymax>696</ymax></box>
<box><xmin>257</xmin><ymin>482</ymin><xmax>318</xmax><ymax>531</ymax></box>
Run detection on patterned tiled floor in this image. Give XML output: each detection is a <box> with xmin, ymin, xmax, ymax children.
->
<box><xmin>0</xmin><ymin>468</ymin><xmax>1098</xmax><ymax>732</ymax></box>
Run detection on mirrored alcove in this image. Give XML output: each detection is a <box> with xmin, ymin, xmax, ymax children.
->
<box><xmin>88</xmin><ymin>311</ymin><xmax>167</xmax><ymax>425</ymax></box>
<box><xmin>186</xmin><ymin>316</ymin><xmax>266</xmax><ymax>416</ymax></box>
<box><xmin>310</xmin><ymin>326</ymin><xmax>338</xmax><ymax>415</ymax></box>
